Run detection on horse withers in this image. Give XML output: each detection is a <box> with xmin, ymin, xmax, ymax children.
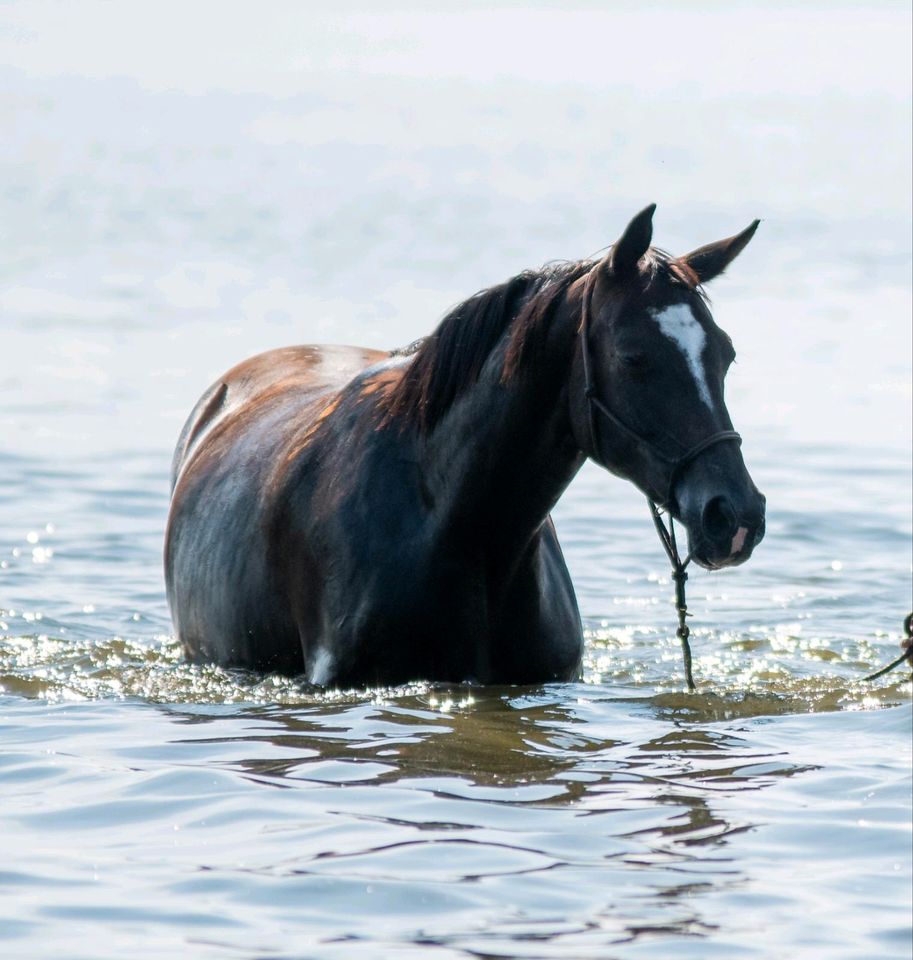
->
<box><xmin>165</xmin><ymin>205</ymin><xmax>766</xmax><ymax>685</ymax></box>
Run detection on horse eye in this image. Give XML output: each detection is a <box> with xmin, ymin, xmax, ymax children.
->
<box><xmin>619</xmin><ymin>352</ymin><xmax>649</xmax><ymax>371</ymax></box>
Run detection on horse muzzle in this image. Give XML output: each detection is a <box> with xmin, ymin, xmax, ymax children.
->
<box><xmin>677</xmin><ymin>484</ymin><xmax>767</xmax><ymax>570</ymax></box>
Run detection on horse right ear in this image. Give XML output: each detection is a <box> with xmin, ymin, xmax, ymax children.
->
<box><xmin>680</xmin><ymin>220</ymin><xmax>760</xmax><ymax>284</ymax></box>
<box><xmin>607</xmin><ymin>203</ymin><xmax>657</xmax><ymax>276</ymax></box>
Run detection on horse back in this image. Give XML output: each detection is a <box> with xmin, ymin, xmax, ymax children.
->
<box><xmin>171</xmin><ymin>344</ymin><xmax>389</xmax><ymax>489</ymax></box>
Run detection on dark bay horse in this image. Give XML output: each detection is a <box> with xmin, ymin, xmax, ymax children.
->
<box><xmin>165</xmin><ymin>205</ymin><xmax>766</xmax><ymax>685</ymax></box>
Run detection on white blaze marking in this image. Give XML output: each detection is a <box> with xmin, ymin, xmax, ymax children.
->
<box><xmin>309</xmin><ymin>648</ymin><xmax>335</xmax><ymax>685</ymax></box>
<box><xmin>650</xmin><ymin>303</ymin><xmax>713</xmax><ymax>410</ymax></box>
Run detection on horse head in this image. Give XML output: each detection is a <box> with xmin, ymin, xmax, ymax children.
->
<box><xmin>571</xmin><ymin>204</ymin><xmax>766</xmax><ymax>570</ymax></box>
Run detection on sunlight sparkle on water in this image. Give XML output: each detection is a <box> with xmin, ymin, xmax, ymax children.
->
<box><xmin>427</xmin><ymin>692</ymin><xmax>476</xmax><ymax>712</ymax></box>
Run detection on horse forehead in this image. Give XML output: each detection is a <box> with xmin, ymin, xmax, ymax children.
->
<box><xmin>648</xmin><ymin>301</ymin><xmax>714</xmax><ymax>408</ymax></box>
<box><xmin>649</xmin><ymin>301</ymin><xmax>707</xmax><ymax>349</ymax></box>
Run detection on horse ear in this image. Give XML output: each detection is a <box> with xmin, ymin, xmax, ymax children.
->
<box><xmin>608</xmin><ymin>203</ymin><xmax>656</xmax><ymax>276</ymax></box>
<box><xmin>680</xmin><ymin>219</ymin><xmax>760</xmax><ymax>284</ymax></box>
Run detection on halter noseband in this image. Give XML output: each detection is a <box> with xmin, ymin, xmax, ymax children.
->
<box><xmin>577</xmin><ymin>267</ymin><xmax>742</xmax><ymax>511</ymax></box>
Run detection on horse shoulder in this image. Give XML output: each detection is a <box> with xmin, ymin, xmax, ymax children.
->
<box><xmin>280</xmin><ymin>369</ymin><xmax>430</xmax><ymax>585</ymax></box>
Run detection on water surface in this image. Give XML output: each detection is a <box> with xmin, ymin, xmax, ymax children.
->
<box><xmin>1</xmin><ymin>3</ymin><xmax>911</xmax><ymax>958</ymax></box>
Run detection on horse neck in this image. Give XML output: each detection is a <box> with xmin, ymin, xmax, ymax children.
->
<box><xmin>421</xmin><ymin>290</ymin><xmax>585</xmax><ymax>558</ymax></box>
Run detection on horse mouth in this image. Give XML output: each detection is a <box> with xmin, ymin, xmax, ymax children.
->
<box><xmin>688</xmin><ymin>519</ymin><xmax>765</xmax><ymax>571</ymax></box>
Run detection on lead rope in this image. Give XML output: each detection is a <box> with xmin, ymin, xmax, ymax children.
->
<box><xmin>861</xmin><ymin>613</ymin><xmax>913</xmax><ymax>682</ymax></box>
<box><xmin>648</xmin><ymin>500</ymin><xmax>696</xmax><ymax>691</ymax></box>
<box><xmin>646</xmin><ymin>510</ymin><xmax>913</xmax><ymax>689</ymax></box>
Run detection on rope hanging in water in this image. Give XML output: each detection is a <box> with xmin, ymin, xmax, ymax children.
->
<box><xmin>647</xmin><ymin>499</ymin><xmax>696</xmax><ymax>691</ymax></box>
<box><xmin>647</xmin><ymin>506</ymin><xmax>913</xmax><ymax>689</ymax></box>
<box><xmin>861</xmin><ymin>613</ymin><xmax>913</xmax><ymax>682</ymax></box>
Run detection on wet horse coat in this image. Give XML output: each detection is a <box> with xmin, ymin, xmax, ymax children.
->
<box><xmin>166</xmin><ymin>342</ymin><xmax>585</xmax><ymax>683</ymax></box>
<box><xmin>165</xmin><ymin>206</ymin><xmax>766</xmax><ymax>685</ymax></box>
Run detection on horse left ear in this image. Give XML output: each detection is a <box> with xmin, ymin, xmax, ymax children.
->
<box><xmin>680</xmin><ymin>219</ymin><xmax>761</xmax><ymax>284</ymax></box>
<box><xmin>608</xmin><ymin>203</ymin><xmax>657</xmax><ymax>276</ymax></box>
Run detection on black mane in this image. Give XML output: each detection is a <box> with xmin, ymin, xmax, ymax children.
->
<box><xmin>385</xmin><ymin>249</ymin><xmax>700</xmax><ymax>433</ymax></box>
<box><xmin>386</xmin><ymin>261</ymin><xmax>591</xmax><ymax>431</ymax></box>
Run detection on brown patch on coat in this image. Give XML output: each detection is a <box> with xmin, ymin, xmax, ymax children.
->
<box><xmin>360</xmin><ymin>367</ymin><xmax>403</xmax><ymax>398</ymax></box>
<box><xmin>172</xmin><ymin>344</ymin><xmax>389</xmax><ymax>491</ymax></box>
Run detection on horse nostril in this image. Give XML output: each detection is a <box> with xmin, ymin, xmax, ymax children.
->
<box><xmin>701</xmin><ymin>496</ymin><xmax>737</xmax><ymax>543</ymax></box>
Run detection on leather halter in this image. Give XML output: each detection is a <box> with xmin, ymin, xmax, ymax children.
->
<box><xmin>577</xmin><ymin>267</ymin><xmax>742</xmax><ymax>511</ymax></box>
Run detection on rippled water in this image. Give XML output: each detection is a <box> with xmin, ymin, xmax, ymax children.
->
<box><xmin>2</xmin><ymin>3</ymin><xmax>911</xmax><ymax>958</ymax></box>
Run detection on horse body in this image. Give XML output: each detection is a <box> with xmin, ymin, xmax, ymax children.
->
<box><xmin>166</xmin><ymin>206</ymin><xmax>767</xmax><ymax>685</ymax></box>
<box><xmin>167</xmin><ymin>340</ymin><xmax>585</xmax><ymax>684</ymax></box>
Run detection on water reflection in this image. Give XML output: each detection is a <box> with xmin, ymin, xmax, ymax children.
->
<box><xmin>112</xmin><ymin>690</ymin><xmax>825</xmax><ymax>954</ymax></box>
<box><xmin>1</xmin><ymin>633</ymin><xmax>909</xmax><ymax>956</ymax></box>
<box><xmin>152</xmin><ymin>687</ymin><xmax>811</xmax><ymax>840</ymax></box>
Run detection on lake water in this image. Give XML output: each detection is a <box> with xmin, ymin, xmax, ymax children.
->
<box><xmin>1</xmin><ymin>3</ymin><xmax>911</xmax><ymax>958</ymax></box>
